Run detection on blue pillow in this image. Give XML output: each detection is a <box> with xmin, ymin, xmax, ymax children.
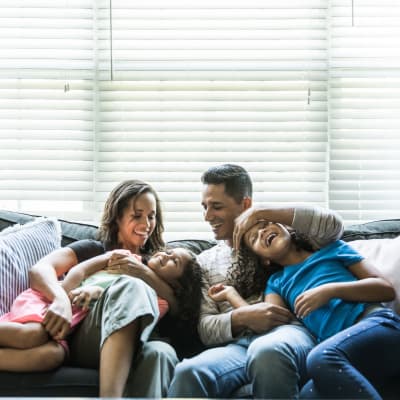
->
<box><xmin>0</xmin><ymin>218</ymin><xmax>61</xmax><ymax>316</ymax></box>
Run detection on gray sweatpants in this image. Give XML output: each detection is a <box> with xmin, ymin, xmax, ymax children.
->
<box><xmin>69</xmin><ymin>275</ymin><xmax>178</xmax><ymax>397</ymax></box>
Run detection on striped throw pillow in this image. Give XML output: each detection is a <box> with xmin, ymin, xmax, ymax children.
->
<box><xmin>0</xmin><ymin>218</ymin><xmax>61</xmax><ymax>316</ymax></box>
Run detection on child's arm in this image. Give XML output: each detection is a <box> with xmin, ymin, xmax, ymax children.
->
<box><xmin>264</xmin><ymin>292</ymin><xmax>290</xmax><ymax>309</ymax></box>
<box><xmin>208</xmin><ymin>284</ymin><xmax>248</xmax><ymax>308</ymax></box>
<box><xmin>61</xmin><ymin>253</ymin><xmax>109</xmax><ymax>293</ymax></box>
<box><xmin>69</xmin><ymin>285</ymin><xmax>105</xmax><ymax>310</ymax></box>
<box><xmin>106</xmin><ymin>255</ymin><xmax>178</xmax><ymax>315</ymax></box>
<box><xmin>294</xmin><ymin>259</ymin><xmax>395</xmax><ymax>319</ymax></box>
<box><xmin>61</xmin><ymin>249</ymin><xmax>131</xmax><ymax>293</ymax></box>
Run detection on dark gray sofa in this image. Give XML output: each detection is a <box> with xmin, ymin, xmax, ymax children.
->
<box><xmin>0</xmin><ymin>209</ymin><xmax>399</xmax><ymax>398</ymax></box>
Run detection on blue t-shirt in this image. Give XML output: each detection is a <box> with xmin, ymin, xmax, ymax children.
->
<box><xmin>265</xmin><ymin>240</ymin><xmax>365</xmax><ymax>341</ymax></box>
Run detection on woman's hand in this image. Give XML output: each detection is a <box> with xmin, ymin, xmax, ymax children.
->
<box><xmin>106</xmin><ymin>252</ymin><xmax>149</xmax><ymax>278</ymax></box>
<box><xmin>69</xmin><ymin>285</ymin><xmax>104</xmax><ymax>311</ymax></box>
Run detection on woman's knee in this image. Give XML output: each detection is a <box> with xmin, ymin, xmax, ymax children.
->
<box><xmin>142</xmin><ymin>340</ymin><xmax>178</xmax><ymax>364</ymax></box>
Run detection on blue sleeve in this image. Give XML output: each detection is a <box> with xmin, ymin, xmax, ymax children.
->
<box><xmin>333</xmin><ymin>240</ymin><xmax>364</xmax><ymax>267</ymax></box>
<box><xmin>264</xmin><ymin>273</ymin><xmax>281</xmax><ymax>296</ymax></box>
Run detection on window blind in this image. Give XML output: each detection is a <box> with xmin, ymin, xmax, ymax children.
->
<box><xmin>4</xmin><ymin>1</ymin><xmax>399</xmax><ymax>239</ymax></box>
<box><xmin>329</xmin><ymin>0</ymin><xmax>400</xmax><ymax>224</ymax></box>
<box><xmin>96</xmin><ymin>0</ymin><xmax>328</xmax><ymax>240</ymax></box>
<box><xmin>0</xmin><ymin>0</ymin><xmax>95</xmax><ymax>221</ymax></box>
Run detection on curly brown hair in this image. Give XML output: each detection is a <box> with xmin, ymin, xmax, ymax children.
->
<box><xmin>173</xmin><ymin>249</ymin><xmax>203</xmax><ymax>325</ymax></box>
<box><xmin>228</xmin><ymin>228</ymin><xmax>314</xmax><ymax>298</ymax></box>
<box><xmin>97</xmin><ymin>179</ymin><xmax>165</xmax><ymax>254</ymax></box>
<box><xmin>227</xmin><ymin>246</ymin><xmax>270</xmax><ymax>299</ymax></box>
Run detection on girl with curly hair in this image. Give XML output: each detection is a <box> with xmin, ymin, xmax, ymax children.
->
<box><xmin>210</xmin><ymin>220</ymin><xmax>400</xmax><ymax>400</ymax></box>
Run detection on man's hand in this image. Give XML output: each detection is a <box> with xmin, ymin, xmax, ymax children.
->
<box><xmin>42</xmin><ymin>293</ymin><xmax>73</xmax><ymax>341</ymax></box>
<box><xmin>232</xmin><ymin>302</ymin><xmax>294</xmax><ymax>335</ymax></box>
<box><xmin>233</xmin><ymin>207</ymin><xmax>264</xmax><ymax>250</ymax></box>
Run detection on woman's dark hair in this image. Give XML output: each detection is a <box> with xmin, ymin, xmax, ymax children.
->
<box><xmin>98</xmin><ymin>179</ymin><xmax>165</xmax><ymax>254</ymax></box>
<box><xmin>228</xmin><ymin>228</ymin><xmax>314</xmax><ymax>298</ymax></box>
<box><xmin>173</xmin><ymin>249</ymin><xmax>203</xmax><ymax>325</ymax></box>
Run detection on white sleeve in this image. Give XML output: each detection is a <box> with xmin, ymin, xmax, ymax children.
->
<box><xmin>196</xmin><ymin>250</ymin><xmax>234</xmax><ymax>346</ymax></box>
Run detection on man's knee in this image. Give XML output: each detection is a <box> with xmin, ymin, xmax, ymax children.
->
<box><xmin>168</xmin><ymin>357</ymin><xmax>217</xmax><ymax>397</ymax></box>
<box><xmin>174</xmin><ymin>358</ymin><xmax>200</xmax><ymax>380</ymax></box>
<box><xmin>248</xmin><ymin>326</ymin><xmax>314</xmax><ymax>367</ymax></box>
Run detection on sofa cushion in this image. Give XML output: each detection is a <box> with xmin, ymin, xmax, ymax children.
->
<box><xmin>349</xmin><ymin>236</ymin><xmax>400</xmax><ymax>313</ymax></box>
<box><xmin>0</xmin><ymin>367</ymin><xmax>98</xmax><ymax>396</ymax></box>
<box><xmin>0</xmin><ymin>210</ymin><xmax>98</xmax><ymax>247</ymax></box>
<box><xmin>167</xmin><ymin>238</ymin><xmax>217</xmax><ymax>255</ymax></box>
<box><xmin>343</xmin><ymin>219</ymin><xmax>400</xmax><ymax>241</ymax></box>
<box><xmin>0</xmin><ymin>217</ymin><xmax>61</xmax><ymax>316</ymax></box>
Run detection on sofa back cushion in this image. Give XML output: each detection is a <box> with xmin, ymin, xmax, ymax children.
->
<box><xmin>349</xmin><ymin>236</ymin><xmax>400</xmax><ymax>313</ymax></box>
<box><xmin>0</xmin><ymin>218</ymin><xmax>61</xmax><ymax>316</ymax></box>
<box><xmin>0</xmin><ymin>210</ymin><xmax>98</xmax><ymax>247</ymax></box>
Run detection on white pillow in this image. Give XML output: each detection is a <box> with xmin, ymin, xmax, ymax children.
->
<box><xmin>0</xmin><ymin>218</ymin><xmax>61</xmax><ymax>316</ymax></box>
<box><xmin>349</xmin><ymin>236</ymin><xmax>400</xmax><ymax>313</ymax></box>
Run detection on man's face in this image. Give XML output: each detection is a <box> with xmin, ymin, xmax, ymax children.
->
<box><xmin>201</xmin><ymin>183</ymin><xmax>248</xmax><ymax>243</ymax></box>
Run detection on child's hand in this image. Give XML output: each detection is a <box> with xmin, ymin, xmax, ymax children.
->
<box><xmin>69</xmin><ymin>285</ymin><xmax>104</xmax><ymax>311</ymax></box>
<box><xmin>294</xmin><ymin>285</ymin><xmax>332</xmax><ymax>319</ymax></box>
<box><xmin>208</xmin><ymin>284</ymin><xmax>238</xmax><ymax>302</ymax></box>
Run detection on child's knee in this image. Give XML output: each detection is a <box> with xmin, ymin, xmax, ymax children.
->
<box><xmin>40</xmin><ymin>341</ymin><xmax>66</xmax><ymax>370</ymax></box>
<box><xmin>16</xmin><ymin>323</ymin><xmax>49</xmax><ymax>349</ymax></box>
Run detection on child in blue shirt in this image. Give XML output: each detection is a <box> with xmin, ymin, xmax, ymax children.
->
<box><xmin>209</xmin><ymin>220</ymin><xmax>400</xmax><ymax>400</ymax></box>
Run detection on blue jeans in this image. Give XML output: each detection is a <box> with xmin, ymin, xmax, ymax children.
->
<box><xmin>167</xmin><ymin>322</ymin><xmax>316</xmax><ymax>399</ymax></box>
<box><xmin>300</xmin><ymin>308</ymin><xmax>400</xmax><ymax>400</ymax></box>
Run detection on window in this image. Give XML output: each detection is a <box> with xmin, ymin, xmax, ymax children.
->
<box><xmin>1</xmin><ymin>1</ymin><xmax>399</xmax><ymax>239</ymax></box>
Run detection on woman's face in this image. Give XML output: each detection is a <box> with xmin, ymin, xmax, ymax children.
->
<box><xmin>244</xmin><ymin>221</ymin><xmax>292</xmax><ymax>262</ymax></box>
<box><xmin>147</xmin><ymin>248</ymin><xmax>190</xmax><ymax>286</ymax></box>
<box><xmin>117</xmin><ymin>191</ymin><xmax>157</xmax><ymax>253</ymax></box>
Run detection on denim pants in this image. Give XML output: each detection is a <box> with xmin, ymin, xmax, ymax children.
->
<box><xmin>167</xmin><ymin>322</ymin><xmax>316</xmax><ymax>399</ymax></box>
<box><xmin>300</xmin><ymin>308</ymin><xmax>400</xmax><ymax>400</ymax></box>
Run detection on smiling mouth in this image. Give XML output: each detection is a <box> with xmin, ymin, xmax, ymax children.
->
<box><xmin>265</xmin><ymin>232</ymin><xmax>277</xmax><ymax>246</ymax></box>
<box><xmin>134</xmin><ymin>230</ymin><xmax>148</xmax><ymax>237</ymax></box>
<box><xmin>210</xmin><ymin>223</ymin><xmax>222</xmax><ymax>230</ymax></box>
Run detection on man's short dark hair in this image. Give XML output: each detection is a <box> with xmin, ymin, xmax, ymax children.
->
<box><xmin>201</xmin><ymin>164</ymin><xmax>252</xmax><ymax>204</ymax></box>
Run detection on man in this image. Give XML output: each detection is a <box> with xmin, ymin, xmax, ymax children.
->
<box><xmin>168</xmin><ymin>164</ymin><xmax>344</xmax><ymax>398</ymax></box>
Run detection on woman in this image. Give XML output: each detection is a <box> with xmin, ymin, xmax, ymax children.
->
<box><xmin>29</xmin><ymin>180</ymin><xmax>178</xmax><ymax>397</ymax></box>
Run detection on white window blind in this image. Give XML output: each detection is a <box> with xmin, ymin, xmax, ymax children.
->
<box><xmin>329</xmin><ymin>0</ymin><xmax>400</xmax><ymax>223</ymax></box>
<box><xmin>0</xmin><ymin>0</ymin><xmax>95</xmax><ymax>221</ymax></box>
<box><xmin>1</xmin><ymin>1</ymin><xmax>400</xmax><ymax>240</ymax></box>
<box><xmin>96</xmin><ymin>0</ymin><xmax>328</xmax><ymax>239</ymax></box>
